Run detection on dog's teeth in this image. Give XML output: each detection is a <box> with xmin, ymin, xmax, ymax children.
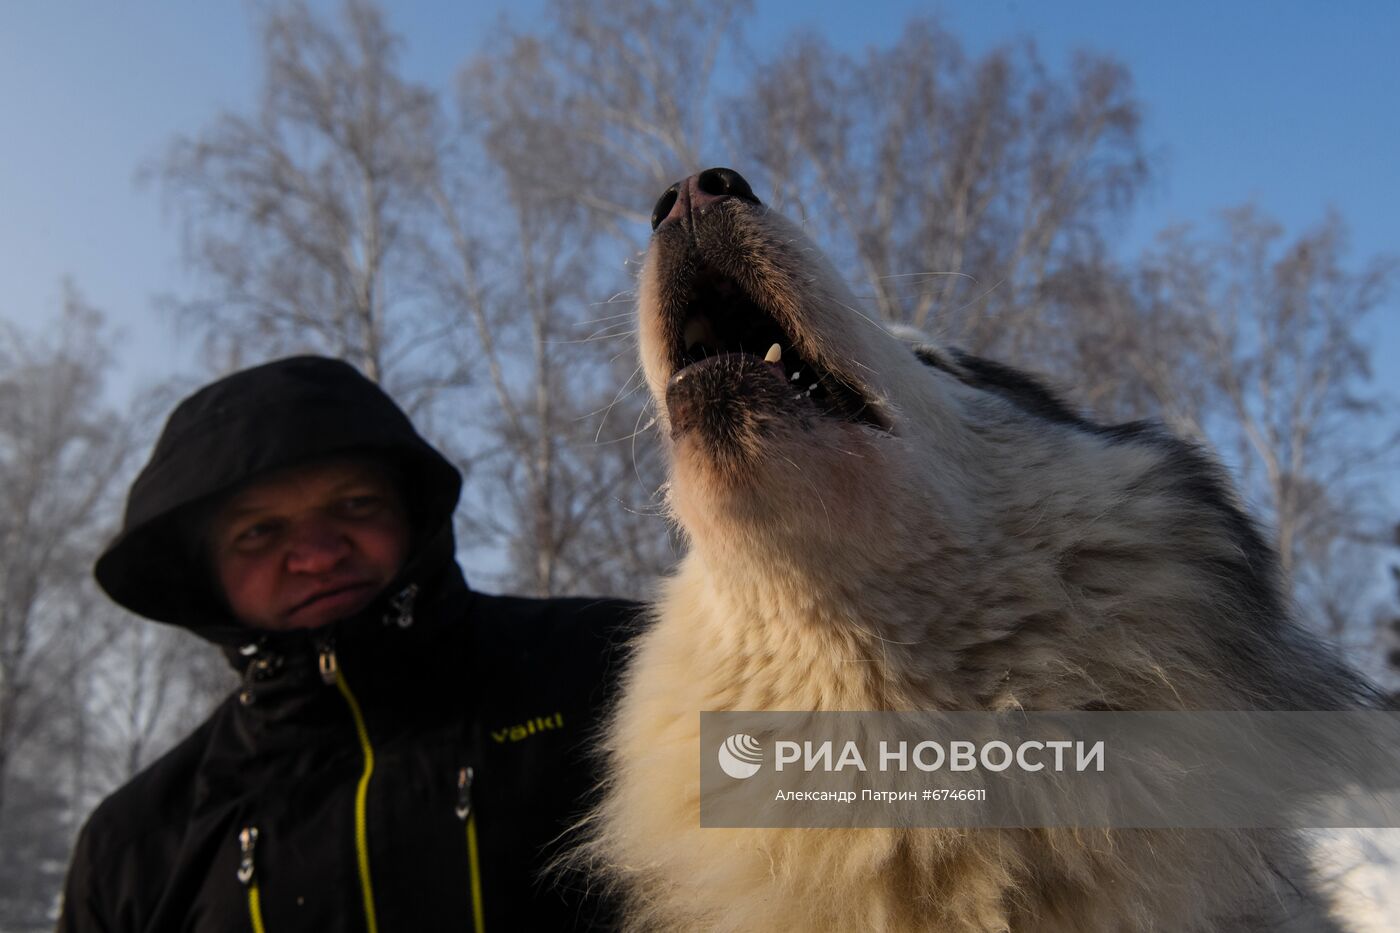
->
<box><xmin>791</xmin><ymin>371</ymin><xmax>802</xmax><ymax>382</ymax></box>
<box><xmin>764</xmin><ymin>343</ymin><xmax>782</xmax><ymax>364</ymax></box>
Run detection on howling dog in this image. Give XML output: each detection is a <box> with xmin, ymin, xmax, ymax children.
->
<box><xmin>581</xmin><ymin>168</ymin><xmax>1372</xmax><ymax>931</ymax></box>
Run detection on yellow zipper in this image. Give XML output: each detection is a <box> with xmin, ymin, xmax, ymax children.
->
<box><xmin>321</xmin><ymin>646</ymin><xmax>381</xmax><ymax>933</ymax></box>
<box><xmin>247</xmin><ymin>885</ymin><xmax>267</xmax><ymax>933</ymax></box>
<box><xmin>239</xmin><ymin>826</ymin><xmax>267</xmax><ymax>933</ymax></box>
<box><xmin>457</xmin><ymin>766</ymin><xmax>486</xmax><ymax>933</ymax></box>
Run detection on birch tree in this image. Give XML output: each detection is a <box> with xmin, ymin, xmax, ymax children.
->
<box><xmin>0</xmin><ymin>291</ymin><xmax>134</xmax><ymax>832</ymax></box>
<box><xmin>154</xmin><ymin>0</ymin><xmax>455</xmax><ymax>412</ymax></box>
<box><xmin>1187</xmin><ymin>209</ymin><xmax>1396</xmax><ymax>633</ymax></box>
<box><xmin>730</xmin><ymin>23</ymin><xmax>1149</xmax><ymax>360</ymax></box>
<box><xmin>1064</xmin><ymin>210</ymin><xmax>1399</xmax><ymax>640</ymax></box>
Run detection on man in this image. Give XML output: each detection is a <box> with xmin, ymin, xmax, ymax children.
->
<box><xmin>58</xmin><ymin>355</ymin><xmax>634</xmax><ymax>931</ymax></box>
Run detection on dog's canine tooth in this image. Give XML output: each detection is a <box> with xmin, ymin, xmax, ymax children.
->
<box><xmin>764</xmin><ymin>342</ymin><xmax>782</xmax><ymax>364</ymax></box>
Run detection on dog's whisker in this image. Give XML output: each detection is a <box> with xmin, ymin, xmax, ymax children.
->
<box><xmin>876</xmin><ymin>272</ymin><xmax>979</xmax><ymax>282</ymax></box>
<box><xmin>550</xmin><ymin>323</ymin><xmax>638</xmax><ymax>345</ymax></box>
<box><xmin>580</xmin><ymin>367</ymin><xmax>647</xmax><ymax>431</ymax></box>
<box><xmin>546</xmin><ymin>336</ymin><xmax>634</xmax><ymax>346</ymax></box>
<box><xmin>595</xmin><ymin>415</ymin><xmax>658</xmax><ymax>446</ymax></box>
<box><xmin>608</xmin><ymin>348</ymin><xmax>638</xmax><ymax>368</ymax></box>
<box><xmin>947</xmin><ymin>276</ymin><xmax>1008</xmax><ymax>316</ymax></box>
<box><xmin>576</xmin><ymin>308</ymin><xmax>639</xmax><ymax>324</ymax></box>
<box><xmin>778</xmin><ymin>454</ymin><xmax>833</xmax><ymax>538</ymax></box>
<box><xmin>587</xmin><ymin>364</ymin><xmax>647</xmax><ymax>439</ymax></box>
<box><xmin>629</xmin><ymin>398</ymin><xmax>655</xmax><ymax>490</ymax></box>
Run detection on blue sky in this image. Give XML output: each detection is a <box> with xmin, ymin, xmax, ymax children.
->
<box><xmin>2</xmin><ymin>0</ymin><xmax>1397</xmax><ymax>404</ymax></box>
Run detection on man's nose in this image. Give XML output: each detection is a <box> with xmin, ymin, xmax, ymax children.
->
<box><xmin>284</xmin><ymin>521</ymin><xmax>350</xmax><ymax>574</ymax></box>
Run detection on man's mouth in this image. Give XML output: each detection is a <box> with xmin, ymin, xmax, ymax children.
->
<box><xmin>287</xmin><ymin>581</ymin><xmax>378</xmax><ymax>618</ymax></box>
<box><xmin>667</xmin><ymin>265</ymin><xmax>886</xmax><ymax>430</ymax></box>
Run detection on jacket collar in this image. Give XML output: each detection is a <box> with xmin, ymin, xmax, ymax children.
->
<box><xmin>227</xmin><ymin>555</ymin><xmax>474</xmax><ymax>711</ymax></box>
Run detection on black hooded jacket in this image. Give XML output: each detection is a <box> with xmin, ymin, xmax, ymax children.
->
<box><xmin>58</xmin><ymin>357</ymin><xmax>634</xmax><ymax>932</ymax></box>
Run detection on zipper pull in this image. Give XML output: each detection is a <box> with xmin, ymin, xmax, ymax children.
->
<box><xmin>237</xmin><ymin>826</ymin><xmax>259</xmax><ymax>886</ymax></box>
<box><xmin>383</xmin><ymin>582</ymin><xmax>419</xmax><ymax>628</ymax></box>
<box><xmin>455</xmin><ymin>766</ymin><xmax>474</xmax><ymax>821</ymax></box>
<box><xmin>239</xmin><ymin>663</ymin><xmax>257</xmax><ymax>707</ymax></box>
<box><xmin>318</xmin><ymin>642</ymin><xmax>339</xmax><ymax>685</ymax></box>
<box><xmin>238</xmin><ymin>640</ymin><xmax>270</xmax><ymax>706</ymax></box>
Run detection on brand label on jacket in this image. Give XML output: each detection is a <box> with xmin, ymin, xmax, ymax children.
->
<box><xmin>491</xmin><ymin>712</ymin><xmax>564</xmax><ymax>743</ymax></box>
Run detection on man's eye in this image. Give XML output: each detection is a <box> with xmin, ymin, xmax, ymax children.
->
<box><xmin>339</xmin><ymin>495</ymin><xmax>382</xmax><ymax>516</ymax></box>
<box><xmin>233</xmin><ymin>522</ymin><xmax>279</xmax><ymax>547</ymax></box>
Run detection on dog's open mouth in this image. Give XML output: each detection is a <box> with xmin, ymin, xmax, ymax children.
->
<box><xmin>669</xmin><ymin>266</ymin><xmax>886</xmax><ymax>430</ymax></box>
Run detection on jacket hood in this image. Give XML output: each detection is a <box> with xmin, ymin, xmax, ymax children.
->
<box><xmin>95</xmin><ymin>356</ymin><xmax>463</xmax><ymax>645</ymax></box>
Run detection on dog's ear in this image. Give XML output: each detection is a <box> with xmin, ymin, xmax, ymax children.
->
<box><xmin>906</xmin><ymin>337</ymin><xmax>1088</xmax><ymax>428</ymax></box>
<box><xmin>912</xmin><ymin>345</ymin><xmax>963</xmax><ymax>376</ymax></box>
<box><xmin>884</xmin><ymin>322</ymin><xmax>932</xmax><ymax>347</ymax></box>
<box><xmin>942</xmin><ymin>350</ymin><xmax>1088</xmax><ymax>428</ymax></box>
<box><xmin>889</xmin><ymin>324</ymin><xmax>968</xmax><ymax>382</ymax></box>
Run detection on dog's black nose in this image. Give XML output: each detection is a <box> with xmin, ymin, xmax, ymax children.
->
<box><xmin>651</xmin><ymin>167</ymin><xmax>761</xmax><ymax>231</ymax></box>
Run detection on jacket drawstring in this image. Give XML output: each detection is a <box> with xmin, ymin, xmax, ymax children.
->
<box><xmin>238</xmin><ymin>826</ymin><xmax>267</xmax><ymax>933</ymax></box>
<box><xmin>457</xmin><ymin>765</ymin><xmax>485</xmax><ymax>933</ymax></box>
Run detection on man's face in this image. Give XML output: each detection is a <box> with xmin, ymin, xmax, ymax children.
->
<box><xmin>206</xmin><ymin>457</ymin><xmax>410</xmax><ymax>631</ymax></box>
